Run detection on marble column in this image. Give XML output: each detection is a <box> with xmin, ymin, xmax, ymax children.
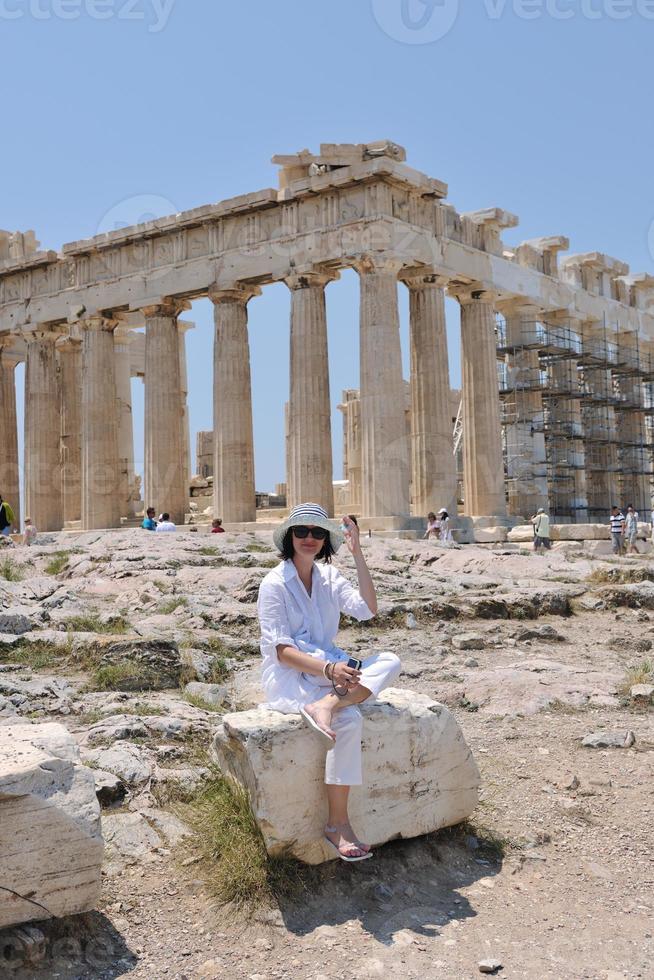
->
<box><xmin>209</xmin><ymin>285</ymin><xmax>258</xmax><ymax>524</ymax></box>
<box><xmin>497</xmin><ymin>300</ymin><xmax>548</xmax><ymax>518</ymax></box>
<box><xmin>402</xmin><ymin>272</ymin><xmax>457</xmax><ymax>517</ymax></box>
<box><xmin>615</xmin><ymin>333</ymin><xmax>650</xmax><ymax>516</ymax></box>
<box><xmin>285</xmin><ymin>271</ymin><xmax>336</xmax><ymax>514</ymax></box>
<box><xmin>81</xmin><ymin>317</ymin><xmax>121</xmax><ymax>530</ymax></box>
<box><xmin>177</xmin><ymin>321</ymin><xmax>193</xmax><ymax>485</ymax></box>
<box><xmin>356</xmin><ymin>256</ymin><xmax>410</xmax><ymax>517</ymax></box>
<box><xmin>24</xmin><ymin>329</ymin><xmax>63</xmax><ymax>531</ymax></box>
<box><xmin>113</xmin><ymin>328</ymin><xmax>136</xmax><ymax>518</ymax></box>
<box><xmin>0</xmin><ymin>347</ymin><xmax>21</xmax><ymax>530</ymax></box>
<box><xmin>57</xmin><ymin>336</ymin><xmax>83</xmax><ymax>525</ymax></box>
<box><xmin>143</xmin><ymin>302</ymin><xmax>188</xmax><ymax>525</ymax></box>
<box><xmin>453</xmin><ymin>288</ymin><xmax>507</xmax><ymax>518</ymax></box>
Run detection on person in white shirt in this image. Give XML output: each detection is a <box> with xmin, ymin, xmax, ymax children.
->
<box><xmin>257</xmin><ymin>503</ymin><xmax>401</xmax><ymax>863</ymax></box>
<box><xmin>155</xmin><ymin>512</ymin><xmax>176</xmax><ymax>532</ymax></box>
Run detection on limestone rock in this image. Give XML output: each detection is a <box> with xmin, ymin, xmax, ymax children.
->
<box><xmin>582</xmin><ymin>730</ymin><xmax>636</xmax><ymax>749</ymax></box>
<box><xmin>0</xmin><ymin>723</ymin><xmax>103</xmax><ymax>929</ymax></box>
<box><xmin>452</xmin><ymin>633</ymin><xmax>485</xmax><ymax>650</ymax></box>
<box><xmin>81</xmin><ymin>740</ymin><xmax>152</xmax><ymax>786</ymax></box>
<box><xmin>185</xmin><ymin>681</ymin><xmax>228</xmax><ymax>707</ymax></box>
<box><xmin>91</xmin><ymin>638</ymin><xmax>182</xmax><ymax>690</ymax></box>
<box><xmin>479</xmin><ymin>959</ymin><xmax>503</xmax><ymax>974</ymax></box>
<box><xmin>213</xmin><ymin>688</ymin><xmax>480</xmax><ymax>864</ymax></box>
<box><xmin>91</xmin><ymin>768</ymin><xmax>128</xmax><ymax>807</ymax></box>
<box><xmin>630</xmin><ymin>683</ymin><xmax>654</xmax><ymax>704</ymax></box>
<box><xmin>0</xmin><ymin>609</ymin><xmax>35</xmax><ymax>635</ymax></box>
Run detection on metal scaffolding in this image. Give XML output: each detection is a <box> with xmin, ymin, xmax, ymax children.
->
<box><xmin>496</xmin><ymin>315</ymin><xmax>653</xmax><ymax>522</ymax></box>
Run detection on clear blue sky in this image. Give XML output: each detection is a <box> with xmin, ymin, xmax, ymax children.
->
<box><xmin>3</xmin><ymin>1</ymin><xmax>653</xmax><ymax>494</ymax></box>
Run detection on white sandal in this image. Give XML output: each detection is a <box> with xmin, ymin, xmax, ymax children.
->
<box><xmin>300</xmin><ymin>707</ymin><xmax>335</xmax><ymax>747</ymax></box>
<box><xmin>324</xmin><ymin>824</ymin><xmax>373</xmax><ymax>863</ymax></box>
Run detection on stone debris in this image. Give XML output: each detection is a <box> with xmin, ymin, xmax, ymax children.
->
<box><xmin>213</xmin><ymin>688</ymin><xmax>480</xmax><ymax>864</ymax></box>
<box><xmin>452</xmin><ymin>633</ymin><xmax>485</xmax><ymax>650</ymax></box>
<box><xmin>184</xmin><ymin>681</ymin><xmax>229</xmax><ymax>707</ymax></box>
<box><xmin>581</xmin><ymin>731</ymin><xmax>636</xmax><ymax>749</ymax></box>
<box><xmin>478</xmin><ymin>958</ymin><xmax>504</xmax><ymax>974</ymax></box>
<box><xmin>0</xmin><ymin>723</ymin><xmax>103</xmax><ymax>929</ymax></box>
<box><xmin>630</xmin><ymin>683</ymin><xmax>654</xmax><ymax>704</ymax></box>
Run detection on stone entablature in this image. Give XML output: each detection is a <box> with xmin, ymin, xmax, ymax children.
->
<box><xmin>1</xmin><ymin>141</ymin><xmax>653</xmax><ymax>342</ymax></box>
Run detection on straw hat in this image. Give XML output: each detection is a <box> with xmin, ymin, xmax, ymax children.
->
<box><xmin>273</xmin><ymin>502</ymin><xmax>344</xmax><ymax>553</ymax></box>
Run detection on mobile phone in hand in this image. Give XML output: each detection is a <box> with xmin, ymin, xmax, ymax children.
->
<box><xmin>347</xmin><ymin>657</ymin><xmax>363</xmax><ymax>670</ymax></box>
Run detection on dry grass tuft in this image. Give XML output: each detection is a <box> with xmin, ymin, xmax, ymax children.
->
<box><xmin>175</xmin><ymin>769</ymin><xmax>308</xmax><ymax>907</ymax></box>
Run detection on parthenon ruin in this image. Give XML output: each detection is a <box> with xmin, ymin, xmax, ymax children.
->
<box><xmin>2</xmin><ymin>140</ymin><xmax>653</xmax><ymax>532</ymax></box>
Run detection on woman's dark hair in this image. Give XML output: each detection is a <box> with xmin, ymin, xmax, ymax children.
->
<box><xmin>440</xmin><ymin>511</ymin><xmax>449</xmax><ymax>519</ymax></box>
<box><xmin>279</xmin><ymin>527</ymin><xmax>334</xmax><ymax>563</ymax></box>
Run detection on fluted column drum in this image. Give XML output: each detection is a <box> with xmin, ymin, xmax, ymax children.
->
<box><xmin>24</xmin><ymin>330</ymin><xmax>63</xmax><ymax>531</ymax></box>
<box><xmin>357</xmin><ymin>256</ymin><xmax>410</xmax><ymax>518</ymax></box>
<box><xmin>286</xmin><ymin>271</ymin><xmax>336</xmax><ymax>515</ymax></box>
<box><xmin>81</xmin><ymin>317</ymin><xmax>121</xmax><ymax>530</ymax></box>
<box><xmin>403</xmin><ymin>272</ymin><xmax>457</xmax><ymax>517</ymax></box>
<box><xmin>456</xmin><ymin>290</ymin><xmax>507</xmax><ymax>518</ymax></box>
<box><xmin>209</xmin><ymin>285</ymin><xmax>258</xmax><ymax>524</ymax></box>
<box><xmin>143</xmin><ymin>303</ymin><xmax>188</xmax><ymax>525</ymax></box>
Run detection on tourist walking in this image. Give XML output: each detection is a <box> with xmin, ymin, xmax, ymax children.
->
<box><xmin>211</xmin><ymin>518</ymin><xmax>225</xmax><ymax>533</ymax></box>
<box><xmin>609</xmin><ymin>506</ymin><xmax>625</xmax><ymax>555</ymax></box>
<box><xmin>23</xmin><ymin>517</ymin><xmax>37</xmax><ymax>546</ymax></box>
<box><xmin>424</xmin><ymin>511</ymin><xmax>440</xmax><ymax>539</ymax></box>
<box><xmin>142</xmin><ymin>507</ymin><xmax>157</xmax><ymax>531</ymax></box>
<box><xmin>531</xmin><ymin>507</ymin><xmax>551</xmax><ymax>552</ymax></box>
<box><xmin>624</xmin><ymin>505</ymin><xmax>639</xmax><ymax>554</ymax></box>
<box><xmin>155</xmin><ymin>512</ymin><xmax>176</xmax><ymax>532</ymax></box>
<box><xmin>438</xmin><ymin>508</ymin><xmax>453</xmax><ymax>545</ymax></box>
<box><xmin>0</xmin><ymin>496</ymin><xmax>16</xmax><ymax>537</ymax></box>
<box><xmin>257</xmin><ymin>503</ymin><xmax>401</xmax><ymax>862</ymax></box>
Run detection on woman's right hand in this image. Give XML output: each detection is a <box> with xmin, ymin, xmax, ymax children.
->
<box><xmin>331</xmin><ymin>662</ymin><xmax>361</xmax><ymax>689</ymax></box>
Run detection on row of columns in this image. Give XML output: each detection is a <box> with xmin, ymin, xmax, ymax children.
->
<box><xmin>11</xmin><ymin>255</ymin><xmax>511</xmax><ymax>532</ymax></box>
<box><xmin>209</xmin><ymin>260</ymin><xmax>505</xmax><ymax>524</ymax></box>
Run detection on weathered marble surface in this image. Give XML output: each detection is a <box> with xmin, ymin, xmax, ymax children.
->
<box><xmin>213</xmin><ymin>688</ymin><xmax>480</xmax><ymax>864</ymax></box>
<box><xmin>0</xmin><ymin>723</ymin><xmax>103</xmax><ymax>929</ymax></box>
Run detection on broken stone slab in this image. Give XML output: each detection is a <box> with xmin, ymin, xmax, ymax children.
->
<box><xmin>81</xmin><ymin>740</ymin><xmax>152</xmax><ymax>787</ymax></box>
<box><xmin>0</xmin><ymin>722</ymin><xmax>103</xmax><ymax>929</ymax></box>
<box><xmin>0</xmin><ymin>609</ymin><xmax>36</xmax><ymax>635</ymax></box>
<box><xmin>452</xmin><ymin>633</ymin><xmax>485</xmax><ymax>651</ymax></box>
<box><xmin>184</xmin><ymin>681</ymin><xmax>229</xmax><ymax>707</ymax></box>
<box><xmin>90</xmin><ymin>638</ymin><xmax>182</xmax><ymax>690</ymax></box>
<box><xmin>630</xmin><ymin>683</ymin><xmax>654</xmax><ymax>704</ymax></box>
<box><xmin>90</xmin><ymin>768</ymin><xmax>128</xmax><ymax>808</ymax></box>
<box><xmin>212</xmin><ymin>688</ymin><xmax>480</xmax><ymax>864</ymax></box>
<box><xmin>582</xmin><ymin>730</ymin><xmax>636</xmax><ymax>749</ymax></box>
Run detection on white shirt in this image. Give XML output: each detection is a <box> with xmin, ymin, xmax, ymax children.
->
<box><xmin>257</xmin><ymin>559</ymin><xmax>373</xmax><ymax>712</ymax></box>
<box><xmin>155</xmin><ymin>521</ymin><xmax>176</xmax><ymax>532</ymax></box>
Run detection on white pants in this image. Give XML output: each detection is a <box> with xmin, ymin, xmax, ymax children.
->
<box><xmin>307</xmin><ymin>651</ymin><xmax>401</xmax><ymax>786</ymax></box>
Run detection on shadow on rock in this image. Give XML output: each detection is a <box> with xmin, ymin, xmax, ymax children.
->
<box><xmin>0</xmin><ymin>911</ymin><xmax>137</xmax><ymax>979</ymax></box>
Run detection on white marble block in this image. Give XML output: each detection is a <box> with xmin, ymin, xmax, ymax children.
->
<box><xmin>0</xmin><ymin>723</ymin><xmax>103</xmax><ymax>929</ymax></box>
<box><xmin>213</xmin><ymin>688</ymin><xmax>480</xmax><ymax>864</ymax></box>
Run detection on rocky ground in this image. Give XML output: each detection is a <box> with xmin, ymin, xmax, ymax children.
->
<box><xmin>0</xmin><ymin>529</ymin><xmax>653</xmax><ymax>980</ymax></box>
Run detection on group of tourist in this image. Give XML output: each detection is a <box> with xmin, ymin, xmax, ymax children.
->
<box><xmin>141</xmin><ymin>510</ymin><xmax>227</xmax><ymax>534</ymax></box>
<box><xmin>423</xmin><ymin>508</ymin><xmax>453</xmax><ymax>543</ymax></box>
<box><xmin>610</xmin><ymin>504</ymin><xmax>640</xmax><ymax>555</ymax></box>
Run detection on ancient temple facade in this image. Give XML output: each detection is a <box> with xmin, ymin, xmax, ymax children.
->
<box><xmin>1</xmin><ymin>141</ymin><xmax>653</xmax><ymax>531</ymax></box>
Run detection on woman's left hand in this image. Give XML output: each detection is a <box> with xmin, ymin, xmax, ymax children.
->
<box><xmin>342</xmin><ymin>515</ymin><xmax>361</xmax><ymax>555</ymax></box>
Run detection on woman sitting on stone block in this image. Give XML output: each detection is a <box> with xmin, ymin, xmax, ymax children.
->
<box><xmin>257</xmin><ymin>502</ymin><xmax>401</xmax><ymax>862</ymax></box>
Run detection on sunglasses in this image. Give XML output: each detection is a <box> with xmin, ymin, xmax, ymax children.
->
<box><xmin>292</xmin><ymin>525</ymin><xmax>329</xmax><ymax>540</ymax></box>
